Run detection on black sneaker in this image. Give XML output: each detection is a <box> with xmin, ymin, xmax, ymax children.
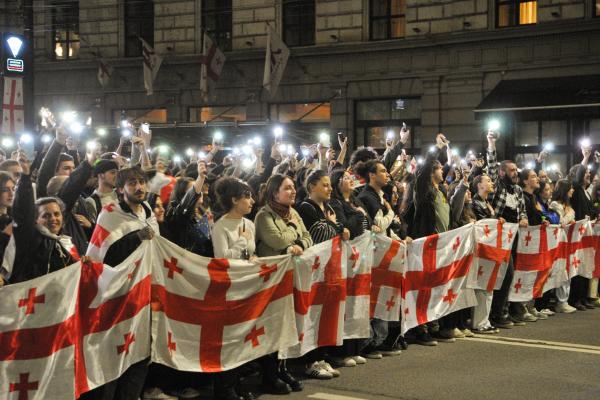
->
<box><xmin>415</xmin><ymin>331</ymin><xmax>438</xmax><ymax>346</ymax></box>
<box><xmin>396</xmin><ymin>336</ymin><xmax>408</xmax><ymax>351</ymax></box>
<box><xmin>278</xmin><ymin>368</ymin><xmax>303</xmax><ymax>392</ymax></box>
<box><xmin>262</xmin><ymin>378</ymin><xmax>291</xmax><ymax>395</ymax></box>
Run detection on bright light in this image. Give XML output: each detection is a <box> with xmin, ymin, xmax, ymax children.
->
<box><xmin>301</xmin><ymin>148</ymin><xmax>309</xmax><ymax>157</ymax></box>
<box><xmin>242</xmin><ymin>158</ymin><xmax>254</xmax><ymax>169</ymax></box>
<box><xmin>467</xmin><ymin>150</ymin><xmax>474</xmax><ymax>155</ymax></box>
<box><xmin>96</xmin><ymin>128</ymin><xmax>107</xmax><ymax>137</ymax></box>
<box><xmin>278</xmin><ymin>144</ymin><xmax>286</xmax><ymax>153</ymax></box>
<box><xmin>86</xmin><ymin>141</ymin><xmax>98</xmax><ymax>151</ymax></box>
<box><xmin>487</xmin><ymin>119</ymin><xmax>501</xmax><ymax>131</ymax></box>
<box><xmin>158</xmin><ymin>145</ymin><xmax>169</xmax><ymax>154</ymax></box>
<box><xmin>120</xmin><ymin>119</ymin><xmax>129</xmax><ymax>128</ymax></box>
<box><xmin>287</xmin><ymin>144</ymin><xmax>295</xmax><ymax>155</ymax></box>
<box><xmin>121</xmin><ymin>129</ymin><xmax>131</xmax><ymax>137</ymax></box>
<box><xmin>242</xmin><ymin>145</ymin><xmax>252</xmax><ymax>155</ymax></box>
<box><xmin>253</xmin><ymin>136</ymin><xmax>262</xmax><ymax>146</ymax></box>
<box><xmin>141</xmin><ymin>123</ymin><xmax>150</xmax><ymax>134</ymax></box>
<box><xmin>39</xmin><ymin>107</ymin><xmax>51</xmax><ymax>119</ymax></box>
<box><xmin>85</xmin><ymin>117</ymin><xmax>92</xmax><ymax>127</ymax></box>
<box><xmin>232</xmin><ymin>147</ymin><xmax>241</xmax><ymax>155</ymax></box>
<box><xmin>19</xmin><ymin>133</ymin><xmax>32</xmax><ymax>144</ymax></box>
<box><xmin>525</xmin><ymin>161</ymin><xmax>534</xmax><ymax>169</ymax></box>
<box><xmin>173</xmin><ymin>155</ymin><xmax>182</xmax><ymax>163</ymax></box>
<box><xmin>273</xmin><ymin>126</ymin><xmax>283</xmax><ymax>138</ymax></box>
<box><xmin>213</xmin><ymin>131</ymin><xmax>223</xmax><ymax>141</ymax></box>
<box><xmin>1</xmin><ymin>137</ymin><xmax>14</xmax><ymax>148</ymax></box>
<box><xmin>543</xmin><ymin>142</ymin><xmax>555</xmax><ymax>152</ymax></box>
<box><xmin>7</xmin><ymin>36</ymin><xmax>23</xmax><ymax>57</ymax></box>
<box><xmin>185</xmin><ymin>148</ymin><xmax>194</xmax><ymax>157</ymax></box>
<box><xmin>69</xmin><ymin>122</ymin><xmax>84</xmax><ymax>135</ymax></box>
<box><xmin>451</xmin><ymin>148</ymin><xmax>459</xmax><ymax>156</ymax></box>
<box><xmin>580</xmin><ymin>138</ymin><xmax>591</xmax><ymax>148</ymax></box>
<box><xmin>386</xmin><ymin>130</ymin><xmax>395</xmax><ymax>140</ymax></box>
<box><xmin>198</xmin><ymin>151</ymin><xmax>207</xmax><ymax>159</ymax></box>
<box><xmin>549</xmin><ymin>164</ymin><xmax>559</xmax><ymax>172</ymax></box>
<box><xmin>417</xmin><ymin>157</ymin><xmax>424</xmax><ymax>165</ymax></box>
<box><xmin>428</xmin><ymin>145</ymin><xmax>436</xmax><ymax>153</ymax></box>
<box><xmin>41</xmin><ymin>134</ymin><xmax>52</xmax><ymax>144</ymax></box>
<box><xmin>61</xmin><ymin>111</ymin><xmax>76</xmax><ymax>124</ymax></box>
<box><xmin>319</xmin><ymin>132</ymin><xmax>329</xmax><ymax>144</ymax></box>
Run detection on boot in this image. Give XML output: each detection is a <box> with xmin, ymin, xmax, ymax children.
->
<box><xmin>278</xmin><ymin>360</ymin><xmax>303</xmax><ymax>392</ymax></box>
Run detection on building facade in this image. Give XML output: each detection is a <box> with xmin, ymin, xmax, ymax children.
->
<box><xmin>3</xmin><ymin>0</ymin><xmax>600</xmax><ymax>167</ymax></box>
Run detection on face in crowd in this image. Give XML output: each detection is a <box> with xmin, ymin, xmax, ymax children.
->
<box><xmin>275</xmin><ymin>177</ymin><xmax>296</xmax><ymax>206</ymax></box>
<box><xmin>121</xmin><ymin>176</ymin><xmax>147</xmax><ymax>205</ymax></box>
<box><xmin>502</xmin><ymin>162</ymin><xmax>519</xmax><ymax>185</ymax></box>
<box><xmin>370</xmin><ymin>162</ymin><xmax>389</xmax><ymax>188</ymax></box>
<box><xmin>523</xmin><ymin>170</ymin><xmax>540</xmax><ymax>191</ymax></box>
<box><xmin>232</xmin><ymin>190</ymin><xmax>254</xmax><ymax>216</ymax></box>
<box><xmin>153</xmin><ymin>197</ymin><xmax>165</xmax><ymax>223</ymax></box>
<box><xmin>56</xmin><ymin>160</ymin><xmax>75</xmax><ymax>177</ymax></box>
<box><xmin>0</xmin><ymin>178</ymin><xmax>15</xmax><ymax>209</ymax></box>
<box><xmin>37</xmin><ymin>201</ymin><xmax>63</xmax><ymax>235</ymax></box>
<box><xmin>477</xmin><ymin>175</ymin><xmax>495</xmax><ymax>194</ymax></box>
<box><xmin>309</xmin><ymin>176</ymin><xmax>333</xmax><ymax>203</ymax></box>
<box><xmin>99</xmin><ymin>169</ymin><xmax>118</xmax><ymax>189</ymax></box>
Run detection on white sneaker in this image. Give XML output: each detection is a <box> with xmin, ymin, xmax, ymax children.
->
<box><xmin>304</xmin><ymin>361</ymin><xmax>332</xmax><ymax>380</ymax></box>
<box><xmin>329</xmin><ymin>356</ymin><xmax>356</xmax><ymax>367</ymax></box>
<box><xmin>142</xmin><ymin>388</ymin><xmax>178</xmax><ymax>400</ymax></box>
<box><xmin>540</xmin><ymin>308</ymin><xmax>555</xmax><ymax>316</ymax></box>
<box><xmin>352</xmin><ymin>355</ymin><xmax>367</xmax><ymax>364</ymax></box>
<box><xmin>461</xmin><ymin>328</ymin><xmax>475</xmax><ymax>337</ymax></box>
<box><xmin>554</xmin><ymin>302</ymin><xmax>576</xmax><ymax>314</ymax></box>
<box><xmin>318</xmin><ymin>360</ymin><xmax>341</xmax><ymax>377</ymax></box>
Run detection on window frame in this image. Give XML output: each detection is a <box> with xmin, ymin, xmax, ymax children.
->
<box><xmin>369</xmin><ymin>0</ymin><xmax>406</xmax><ymax>41</ymax></box>
<box><xmin>51</xmin><ymin>1</ymin><xmax>80</xmax><ymax>60</ymax></box>
<box><xmin>124</xmin><ymin>0</ymin><xmax>154</xmax><ymax>57</ymax></box>
<box><xmin>496</xmin><ymin>0</ymin><xmax>537</xmax><ymax>28</ymax></box>
<box><xmin>282</xmin><ymin>0</ymin><xmax>316</xmax><ymax>47</ymax></box>
<box><xmin>201</xmin><ymin>0</ymin><xmax>233</xmax><ymax>51</ymax></box>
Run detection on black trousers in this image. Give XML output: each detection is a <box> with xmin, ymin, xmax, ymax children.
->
<box><xmin>490</xmin><ymin>243</ymin><xmax>516</xmax><ymax>320</ymax></box>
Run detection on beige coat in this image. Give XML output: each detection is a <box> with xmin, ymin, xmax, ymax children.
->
<box><xmin>254</xmin><ymin>204</ymin><xmax>313</xmax><ymax>257</ymax></box>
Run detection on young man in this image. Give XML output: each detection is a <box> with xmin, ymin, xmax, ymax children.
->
<box><xmin>85</xmin><ymin>159</ymin><xmax>119</xmax><ymax>224</ymax></box>
<box><xmin>486</xmin><ymin>132</ymin><xmax>529</xmax><ymax>329</ymax></box>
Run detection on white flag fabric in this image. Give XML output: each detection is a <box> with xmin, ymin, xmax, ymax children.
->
<box><xmin>0</xmin><ymin>244</ymin><xmax>151</xmax><ymax>399</ymax></box>
<box><xmin>151</xmin><ymin>236</ymin><xmax>298</xmax><ymax>372</ymax></box>
<box><xmin>141</xmin><ymin>38</ymin><xmax>163</xmax><ymax>96</ymax></box>
<box><xmin>468</xmin><ymin>219</ymin><xmax>518</xmax><ymax>291</ymax></box>
<box><xmin>581</xmin><ymin>220</ymin><xmax>600</xmax><ymax>279</ymax></box>
<box><xmin>401</xmin><ymin>224</ymin><xmax>476</xmax><ymax>334</ymax></box>
<box><xmin>342</xmin><ymin>233</ymin><xmax>372</xmax><ymax>340</ymax></box>
<box><xmin>564</xmin><ymin>219</ymin><xmax>593</xmax><ymax>279</ymax></box>
<box><xmin>371</xmin><ymin>234</ymin><xmax>405</xmax><ymax>321</ymax></box>
<box><xmin>200</xmin><ymin>33</ymin><xmax>226</xmax><ymax>101</ymax></box>
<box><xmin>263</xmin><ymin>25</ymin><xmax>290</xmax><ymax>96</ymax></box>
<box><xmin>510</xmin><ymin>224</ymin><xmax>566</xmax><ymax>301</ymax></box>
<box><xmin>97</xmin><ymin>58</ymin><xmax>114</xmax><ymax>87</ymax></box>
<box><xmin>1</xmin><ymin>77</ymin><xmax>24</xmax><ymax>134</ymax></box>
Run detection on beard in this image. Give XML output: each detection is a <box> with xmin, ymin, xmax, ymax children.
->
<box><xmin>125</xmin><ymin>190</ymin><xmax>147</xmax><ymax>204</ymax></box>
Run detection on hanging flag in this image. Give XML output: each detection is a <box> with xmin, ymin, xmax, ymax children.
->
<box><xmin>140</xmin><ymin>38</ymin><xmax>163</xmax><ymax>96</ymax></box>
<box><xmin>401</xmin><ymin>224</ymin><xmax>476</xmax><ymax>334</ymax></box>
<box><xmin>200</xmin><ymin>33</ymin><xmax>226</xmax><ymax>101</ymax></box>
<box><xmin>1</xmin><ymin>77</ymin><xmax>24</xmax><ymax>135</ymax></box>
<box><xmin>97</xmin><ymin>58</ymin><xmax>113</xmax><ymax>87</ymax></box>
<box><xmin>510</xmin><ymin>224</ymin><xmax>567</xmax><ymax>301</ymax></box>
<box><xmin>468</xmin><ymin>219</ymin><xmax>518</xmax><ymax>292</ymax></box>
<box><xmin>262</xmin><ymin>24</ymin><xmax>290</xmax><ymax>97</ymax></box>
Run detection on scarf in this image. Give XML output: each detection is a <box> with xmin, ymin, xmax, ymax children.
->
<box><xmin>268</xmin><ymin>199</ymin><xmax>292</xmax><ymax>223</ymax></box>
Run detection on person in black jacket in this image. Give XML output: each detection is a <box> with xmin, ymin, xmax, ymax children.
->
<box><xmin>355</xmin><ymin>160</ymin><xmax>396</xmax><ymax>236</ymax></box>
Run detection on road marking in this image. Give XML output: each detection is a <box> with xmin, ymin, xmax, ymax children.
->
<box><xmin>308</xmin><ymin>392</ymin><xmax>368</xmax><ymax>400</ymax></box>
<box><xmin>460</xmin><ymin>336</ymin><xmax>600</xmax><ymax>355</ymax></box>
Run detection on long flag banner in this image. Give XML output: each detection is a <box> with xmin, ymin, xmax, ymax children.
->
<box><xmin>2</xmin><ymin>221</ymin><xmax>600</xmax><ymax>398</ymax></box>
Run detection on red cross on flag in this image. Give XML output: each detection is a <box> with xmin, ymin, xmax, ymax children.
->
<box><xmin>370</xmin><ymin>234</ymin><xmax>405</xmax><ymax>321</ymax></box>
<box><xmin>401</xmin><ymin>224</ymin><xmax>476</xmax><ymax>334</ymax></box>
<box><xmin>86</xmin><ymin>202</ymin><xmax>159</xmax><ymax>263</ymax></box>
<box><xmin>580</xmin><ymin>221</ymin><xmax>600</xmax><ymax>279</ymax></box>
<box><xmin>567</xmin><ymin>219</ymin><xmax>595</xmax><ymax>279</ymax></box>
<box><xmin>342</xmin><ymin>233</ymin><xmax>372</xmax><ymax>340</ymax></box>
<box><xmin>200</xmin><ymin>33</ymin><xmax>226</xmax><ymax>102</ymax></box>
<box><xmin>510</xmin><ymin>224</ymin><xmax>567</xmax><ymax>301</ymax></box>
<box><xmin>280</xmin><ymin>236</ymin><xmax>347</xmax><ymax>359</ymax></box>
<box><xmin>140</xmin><ymin>38</ymin><xmax>163</xmax><ymax>96</ymax></box>
<box><xmin>467</xmin><ymin>219</ymin><xmax>518</xmax><ymax>292</ymax></box>
<box><xmin>0</xmin><ymin>244</ymin><xmax>152</xmax><ymax>399</ymax></box>
<box><xmin>2</xmin><ymin>77</ymin><xmax>24</xmax><ymax>135</ymax></box>
<box><xmin>150</xmin><ymin>237</ymin><xmax>297</xmax><ymax>372</ymax></box>
<box><xmin>263</xmin><ymin>24</ymin><xmax>290</xmax><ymax>97</ymax></box>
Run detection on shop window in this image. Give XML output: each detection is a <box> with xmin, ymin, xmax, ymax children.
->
<box><xmin>370</xmin><ymin>0</ymin><xmax>406</xmax><ymax>40</ymax></box>
<box><xmin>202</xmin><ymin>0</ymin><xmax>232</xmax><ymax>51</ymax></box>
<box><xmin>124</xmin><ymin>0</ymin><xmax>154</xmax><ymax>57</ymax></box>
<box><xmin>189</xmin><ymin>106</ymin><xmax>246</xmax><ymax>123</ymax></box>
<box><xmin>283</xmin><ymin>0</ymin><xmax>315</xmax><ymax>47</ymax></box>
<box><xmin>52</xmin><ymin>1</ymin><xmax>79</xmax><ymax>60</ymax></box>
<box><xmin>114</xmin><ymin>109</ymin><xmax>167</xmax><ymax>124</ymax></box>
<box><xmin>497</xmin><ymin>0</ymin><xmax>537</xmax><ymax>27</ymax></box>
<box><xmin>269</xmin><ymin>103</ymin><xmax>330</xmax><ymax>123</ymax></box>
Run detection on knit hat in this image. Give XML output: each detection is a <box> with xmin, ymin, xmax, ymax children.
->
<box><xmin>93</xmin><ymin>159</ymin><xmax>119</xmax><ymax>176</ymax></box>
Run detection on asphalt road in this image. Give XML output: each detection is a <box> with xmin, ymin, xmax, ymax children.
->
<box><xmin>257</xmin><ymin>309</ymin><xmax>600</xmax><ymax>400</ymax></box>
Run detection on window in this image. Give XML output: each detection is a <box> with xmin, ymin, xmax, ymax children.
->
<box><xmin>52</xmin><ymin>1</ymin><xmax>79</xmax><ymax>60</ymax></box>
<box><xmin>596</xmin><ymin>0</ymin><xmax>600</xmax><ymax>17</ymax></box>
<box><xmin>202</xmin><ymin>0</ymin><xmax>232</xmax><ymax>51</ymax></box>
<box><xmin>124</xmin><ymin>0</ymin><xmax>154</xmax><ymax>57</ymax></box>
<box><xmin>283</xmin><ymin>0</ymin><xmax>315</xmax><ymax>47</ymax></box>
<box><xmin>269</xmin><ymin>103</ymin><xmax>330</xmax><ymax>123</ymax></box>
<box><xmin>497</xmin><ymin>1</ymin><xmax>537</xmax><ymax>27</ymax></box>
<box><xmin>189</xmin><ymin>106</ymin><xmax>246</xmax><ymax>123</ymax></box>
<box><xmin>370</xmin><ymin>0</ymin><xmax>405</xmax><ymax>40</ymax></box>
<box><xmin>355</xmin><ymin>98</ymin><xmax>421</xmax><ymax>149</ymax></box>
<box><xmin>114</xmin><ymin>109</ymin><xmax>167</xmax><ymax>124</ymax></box>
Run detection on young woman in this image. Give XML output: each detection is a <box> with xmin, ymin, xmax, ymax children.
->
<box><xmin>550</xmin><ymin>179</ymin><xmax>577</xmax><ymax>313</ymax></box>
<box><xmin>537</xmin><ymin>181</ymin><xmax>560</xmax><ymax>224</ymax></box>
<box><xmin>0</xmin><ymin>171</ymin><xmax>15</xmax><ymax>279</ymax></box>
<box><xmin>254</xmin><ymin>174</ymin><xmax>312</xmax><ymax>394</ymax></box>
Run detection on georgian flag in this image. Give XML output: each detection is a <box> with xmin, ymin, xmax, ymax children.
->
<box><xmin>401</xmin><ymin>224</ymin><xmax>476</xmax><ymax>334</ymax></box>
<box><xmin>2</xmin><ymin>76</ymin><xmax>24</xmax><ymax>134</ymax></box>
<box><xmin>468</xmin><ymin>219</ymin><xmax>518</xmax><ymax>292</ymax></box>
<box><xmin>566</xmin><ymin>219</ymin><xmax>594</xmax><ymax>279</ymax></box>
<box><xmin>200</xmin><ymin>33</ymin><xmax>226</xmax><ymax>102</ymax></box>
<box><xmin>581</xmin><ymin>220</ymin><xmax>600</xmax><ymax>279</ymax></box>
<box><xmin>342</xmin><ymin>233</ymin><xmax>372</xmax><ymax>340</ymax></box>
<box><xmin>371</xmin><ymin>234</ymin><xmax>405</xmax><ymax>321</ymax></box>
<box><xmin>86</xmin><ymin>202</ymin><xmax>159</xmax><ymax>264</ymax></box>
<box><xmin>140</xmin><ymin>38</ymin><xmax>163</xmax><ymax>96</ymax></box>
<box><xmin>510</xmin><ymin>224</ymin><xmax>567</xmax><ymax>301</ymax></box>
<box><xmin>97</xmin><ymin>58</ymin><xmax>114</xmax><ymax>87</ymax></box>
<box><xmin>0</xmin><ymin>244</ymin><xmax>152</xmax><ymax>399</ymax></box>
<box><xmin>151</xmin><ymin>236</ymin><xmax>297</xmax><ymax>372</ymax></box>
<box><xmin>263</xmin><ymin>24</ymin><xmax>289</xmax><ymax>97</ymax></box>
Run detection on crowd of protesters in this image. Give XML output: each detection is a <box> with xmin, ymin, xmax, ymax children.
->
<box><xmin>1</xmin><ymin>120</ymin><xmax>599</xmax><ymax>400</ymax></box>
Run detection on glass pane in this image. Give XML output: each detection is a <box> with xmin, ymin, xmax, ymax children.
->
<box><xmin>515</xmin><ymin>121</ymin><xmax>538</xmax><ymax>146</ymax></box>
<box><xmin>357</xmin><ymin>100</ymin><xmax>390</xmax><ymax>121</ymax></box>
<box><xmin>390</xmin><ymin>17</ymin><xmax>405</xmax><ymax>38</ymax></box>
<box><xmin>541</xmin><ymin>120</ymin><xmax>567</xmax><ymax>145</ymax></box>
<box><xmin>371</xmin><ymin>0</ymin><xmax>389</xmax><ymax>17</ymax></box>
<box><xmin>520</xmin><ymin>1</ymin><xmax>537</xmax><ymax>25</ymax></box>
<box><xmin>114</xmin><ymin>109</ymin><xmax>168</xmax><ymax>124</ymax></box>
<box><xmin>271</xmin><ymin>103</ymin><xmax>330</xmax><ymax>123</ymax></box>
<box><xmin>497</xmin><ymin>4</ymin><xmax>512</xmax><ymax>27</ymax></box>
<box><xmin>544</xmin><ymin>153</ymin><xmax>567</xmax><ymax>176</ymax></box>
<box><xmin>589</xmin><ymin>119</ymin><xmax>600</xmax><ymax>144</ymax></box>
<box><xmin>391</xmin><ymin>0</ymin><xmax>406</xmax><ymax>15</ymax></box>
<box><xmin>390</xmin><ymin>98</ymin><xmax>421</xmax><ymax>119</ymax></box>
<box><xmin>367</xmin><ymin>126</ymin><xmax>386</xmax><ymax>148</ymax></box>
<box><xmin>596</xmin><ymin>1</ymin><xmax>600</xmax><ymax>17</ymax></box>
<box><xmin>55</xmin><ymin>42</ymin><xmax>67</xmax><ymax>59</ymax></box>
<box><xmin>199</xmin><ymin>106</ymin><xmax>246</xmax><ymax>122</ymax></box>
<box><xmin>69</xmin><ymin>41</ymin><xmax>80</xmax><ymax>58</ymax></box>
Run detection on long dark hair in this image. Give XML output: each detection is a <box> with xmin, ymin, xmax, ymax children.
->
<box><xmin>169</xmin><ymin>177</ymin><xmax>193</xmax><ymax>204</ymax></box>
<box><xmin>264</xmin><ymin>174</ymin><xmax>293</xmax><ymax>204</ymax></box>
<box><xmin>305</xmin><ymin>169</ymin><xmax>328</xmax><ymax>194</ymax></box>
<box><xmin>354</xmin><ymin>159</ymin><xmax>382</xmax><ymax>183</ymax></box>
<box><xmin>330</xmin><ymin>168</ymin><xmax>347</xmax><ymax>200</ymax></box>
<box><xmin>414</xmin><ymin>157</ymin><xmax>441</xmax><ymax>205</ymax></box>
<box><xmin>552</xmin><ymin>179</ymin><xmax>572</xmax><ymax>206</ymax></box>
<box><xmin>214</xmin><ymin>176</ymin><xmax>253</xmax><ymax>213</ymax></box>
